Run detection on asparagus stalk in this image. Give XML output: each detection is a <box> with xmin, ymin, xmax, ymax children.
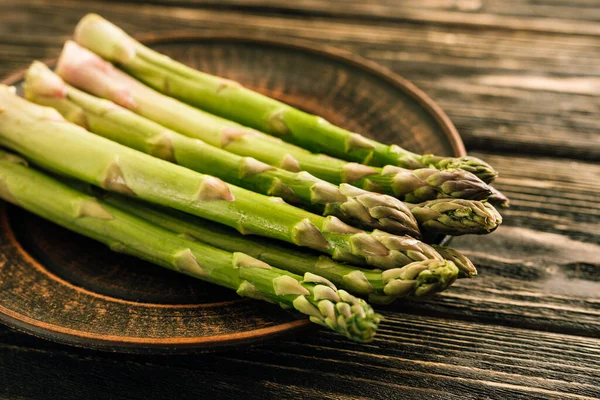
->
<box><xmin>407</xmin><ymin>199</ymin><xmax>502</xmax><ymax>236</ymax></box>
<box><xmin>0</xmin><ymin>151</ymin><xmax>381</xmax><ymax>342</ymax></box>
<box><xmin>0</xmin><ymin>86</ymin><xmax>444</xmax><ymax>270</ymax></box>
<box><xmin>432</xmin><ymin>245</ymin><xmax>477</xmax><ymax>278</ymax></box>
<box><xmin>61</xmin><ymin>175</ymin><xmax>475</xmax><ymax>281</ymax></box>
<box><xmin>25</xmin><ymin>62</ymin><xmax>420</xmax><ymax>238</ymax></box>
<box><xmin>56</xmin><ymin>41</ymin><xmax>492</xmax><ymax>203</ymax></box>
<box><xmin>98</xmin><ymin>193</ymin><xmax>460</xmax><ymax>304</ymax></box>
<box><xmin>58</xmin><ymin>177</ymin><xmax>464</xmax><ymax>300</ymax></box>
<box><xmin>72</xmin><ymin>13</ymin><xmax>498</xmax><ymax>184</ymax></box>
<box><xmin>488</xmin><ymin>186</ymin><xmax>510</xmax><ymax>208</ymax></box>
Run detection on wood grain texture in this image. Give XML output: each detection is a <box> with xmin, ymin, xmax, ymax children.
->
<box><xmin>105</xmin><ymin>0</ymin><xmax>600</xmax><ymax>34</ymax></box>
<box><xmin>1</xmin><ymin>0</ymin><xmax>599</xmax><ymax>398</ymax></box>
<box><xmin>1</xmin><ymin>314</ymin><xmax>599</xmax><ymax>399</ymax></box>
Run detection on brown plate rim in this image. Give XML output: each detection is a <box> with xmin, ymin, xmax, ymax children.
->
<box><xmin>0</xmin><ymin>32</ymin><xmax>462</xmax><ymax>353</ymax></box>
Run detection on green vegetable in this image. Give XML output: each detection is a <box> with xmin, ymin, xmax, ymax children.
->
<box><xmin>55</xmin><ymin>40</ymin><xmax>493</xmax><ymax>203</ymax></box>
<box><xmin>407</xmin><ymin>199</ymin><xmax>502</xmax><ymax>236</ymax></box>
<box><xmin>72</xmin><ymin>13</ymin><xmax>498</xmax><ymax>184</ymax></box>
<box><xmin>98</xmin><ymin>192</ymin><xmax>460</xmax><ymax>304</ymax></box>
<box><xmin>25</xmin><ymin>62</ymin><xmax>421</xmax><ymax>237</ymax></box>
<box><xmin>0</xmin><ymin>85</ymin><xmax>443</xmax><ymax>270</ymax></box>
<box><xmin>0</xmin><ymin>149</ymin><xmax>382</xmax><ymax>342</ymax></box>
<box><xmin>432</xmin><ymin>245</ymin><xmax>477</xmax><ymax>278</ymax></box>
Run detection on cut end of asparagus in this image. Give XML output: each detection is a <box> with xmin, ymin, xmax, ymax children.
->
<box><xmin>56</xmin><ymin>41</ymin><xmax>138</xmax><ymax>110</ymax></box>
<box><xmin>25</xmin><ymin>61</ymin><xmax>68</xmax><ymax>100</ymax></box>
<box><xmin>0</xmin><ymin>137</ymin><xmax>385</xmax><ymax>343</ymax></box>
<box><xmin>381</xmin><ymin>259</ymin><xmax>459</xmax><ymax>298</ymax></box>
<box><xmin>74</xmin><ymin>14</ymin><xmax>136</xmax><ymax>63</ymax></box>
<box><xmin>0</xmin><ymin>84</ymin><xmax>66</xmax><ymax>123</ymax></box>
<box><xmin>409</xmin><ymin>198</ymin><xmax>502</xmax><ymax>236</ymax></box>
<box><xmin>432</xmin><ymin>245</ymin><xmax>477</xmax><ymax>278</ymax></box>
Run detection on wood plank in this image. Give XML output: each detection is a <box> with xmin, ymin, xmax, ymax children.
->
<box><xmin>1</xmin><ymin>313</ymin><xmax>599</xmax><ymax>399</ymax></box>
<box><xmin>100</xmin><ymin>0</ymin><xmax>600</xmax><ymax>33</ymax></box>
<box><xmin>1</xmin><ymin>0</ymin><xmax>599</xmax><ymax>161</ymax></box>
<box><xmin>392</xmin><ymin>152</ymin><xmax>600</xmax><ymax>336</ymax></box>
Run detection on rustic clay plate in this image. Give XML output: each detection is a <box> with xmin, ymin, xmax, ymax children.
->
<box><xmin>0</xmin><ymin>33</ymin><xmax>464</xmax><ymax>354</ymax></box>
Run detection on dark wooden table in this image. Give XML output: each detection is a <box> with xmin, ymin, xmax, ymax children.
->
<box><xmin>1</xmin><ymin>1</ymin><xmax>599</xmax><ymax>399</ymax></box>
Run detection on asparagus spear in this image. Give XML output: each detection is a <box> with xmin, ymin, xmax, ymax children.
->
<box><xmin>56</xmin><ymin>41</ymin><xmax>492</xmax><ymax>203</ymax></box>
<box><xmin>72</xmin><ymin>13</ymin><xmax>498</xmax><ymax>184</ymax></box>
<box><xmin>0</xmin><ymin>150</ymin><xmax>381</xmax><ymax>342</ymax></box>
<box><xmin>488</xmin><ymin>186</ymin><xmax>510</xmax><ymax>208</ymax></box>
<box><xmin>407</xmin><ymin>199</ymin><xmax>502</xmax><ymax>236</ymax></box>
<box><xmin>432</xmin><ymin>245</ymin><xmax>477</xmax><ymax>278</ymax></box>
<box><xmin>58</xmin><ymin>177</ymin><xmax>464</xmax><ymax>301</ymax></box>
<box><xmin>0</xmin><ymin>86</ymin><xmax>443</xmax><ymax>270</ymax></box>
<box><xmin>61</xmin><ymin>171</ymin><xmax>478</xmax><ymax>280</ymax></box>
<box><xmin>97</xmin><ymin>193</ymin><xmax>460</xmax><ymax>304</ymax></box>
<box><xmin>25</xmin><ymin>62</ymin><xmax>420</xmax><ymax>238</ymax></box>
<box><xmin>25</xmin><ymin>62</ymin><xmax>500</xmax><ymax>238</ymax></box>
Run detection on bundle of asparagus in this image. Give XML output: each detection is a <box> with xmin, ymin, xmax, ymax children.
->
<box><xmin>0</xmin><ymin>151</ymin><xmax>381</xmax><ymax>342</ymax></box>
<box><xmin>73</xmin><ymin>14</ymin><xmax>499</xmax><ymax>184</ymax></box>
<box><xmin>25</xmin><ymin>62</ymin><xmax>502</xmax><ymax>238</ymax></box>
<box><xmin>54</xmin><ymin>41</ymin><xmax>494</xmax><ymax>205</ymax></box>
<box><xmin>0</xmin><ymin>14</ymin><xmax>507</xmax><ymax>342</ymax></box>
<box><xmin>2</xmin><ymin>86</ymin><xmax>455</xmax><ymax>271</ymax></box>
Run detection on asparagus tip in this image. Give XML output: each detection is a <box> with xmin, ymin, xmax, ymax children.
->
<box><xmin>307</xmin><ymin>287</ymin><xmax>382</xmax><ymax>343</ymax></box>
<box><xmin>382</xmin><ymin>259</ymin><xmax>459</xmax><ymax>298</ymax></box>
<box><xmin>432</xmin><ymin>245</ymin><xmax>477</xmax><ymax>278</ymax></box>
<box><xmin>410</xmin><ymin>198</ymin><xmax>502</xmax><ymax>236</ymax></box>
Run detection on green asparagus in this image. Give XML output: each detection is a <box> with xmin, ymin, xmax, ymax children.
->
<box><xmin>56</xmin><ymin>41</ymin><xmax>493</xmax><ymax>203</ymax></box>
<box><xmin>432</xmin><ymin>245</ymin><xmax>477</xmax><ymax>278</ymax></box>
<box><xmin>488</xmin><ymin>187</ymin><xmax>510</xmax><ymax>208</ymax></box>
<box><xmin>72</xmin><ymin>13</ymin><xmax>498</xmax><ymax>184</ymax></box>
<box><xmin>25</xmin><ymin>62</ymin><xmax>420</xmax><ymax>237</ymax></box>
<box><xmin>0</xmin><ymin>86</ymin><xmax>443</xmax><ymax>270</ymax></box>
<box><xmin>407</xmin><ymin>199</ymin><xmax>502</xmax><ymax>236</ymax></box>
<box><xmin>0</xmin><ymin>150</ymin><xmax>381</xmax><ymax>342</ymax></box>
<box><xmin>98</xmin><ymin>193</ymin><xmax>460</xmax><ymax>304</ymax></box>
